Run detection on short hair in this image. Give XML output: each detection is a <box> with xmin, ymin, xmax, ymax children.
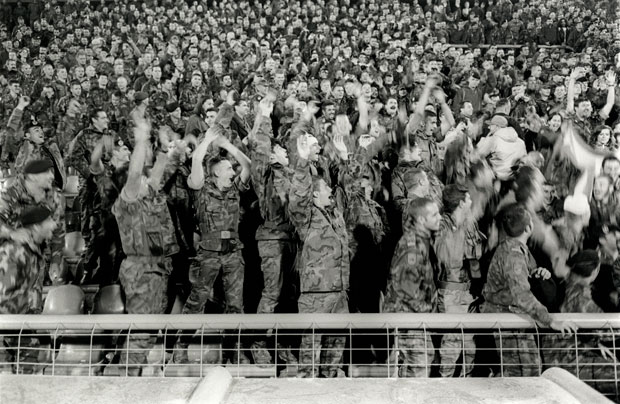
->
<box><xmin>89</xmin><ymin>108</ymin><xmax>106</xmax><ymax>123</ymax></box>
<box><xmin>442</xmin><ymin>184</ymin><xmax>469</xmax><ymax>215</ymax></box>
<box><xmin>405</xmin><ymin>197</ymin><xmax>434</xmax><ymax>224</ymax></box>
<box><xmin>496</xmin><ymin>98</ymin><xmax>511</xmax><ymax>110</ymax></box>
<box><xmin>499</xmin><ymin>203</ymin><xmax>531</xmax><ymax>237</ymax></box>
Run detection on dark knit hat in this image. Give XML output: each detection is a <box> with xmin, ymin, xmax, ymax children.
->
<box><xmin>567</xmin><ymin>250</ymin><xmax>600</xmax><ymax>278</ymax></box>
<box><xmin>24</xmin><ymin>159</ymin><xmax>54</xmax><ymax>174</ymax></box>
<box><xmin>19</xmin><ymin>206</ymin><xmax>52</xmax><ymax>227</ymax></box>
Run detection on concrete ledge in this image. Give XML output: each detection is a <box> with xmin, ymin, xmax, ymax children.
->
<box><xmin>188</xmin><ymin>367</ymin><xmax>232</xmax><ymax>404</ymax></box>
<box><xmin>542</xmin><ymin>367</ymin><xmax>614</xmax><ymax>403</ymax></box>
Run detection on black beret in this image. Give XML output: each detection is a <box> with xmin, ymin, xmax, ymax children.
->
<box><xmin>165</xmin><ymin>102</ymin><xmax>179</xmax><ymax>113</ymax></box>
<box><xmin>25</xmin><ymin>114</ymin><xmax>41</xmax><ymax>132</ymax></box>
<box><xmin>567</xmin><ymin>250</ymin><xmax>600</xmax><ymax>278</ymax></box>
<box><xmin>24</xmin><ymin>159</ymin><xmax>53</xmax><ymax>174</ymax></box>
<box><xmin>19</xmin><ymin>205</ymin><xmax>52</xmax><ymax>226</ymax></box>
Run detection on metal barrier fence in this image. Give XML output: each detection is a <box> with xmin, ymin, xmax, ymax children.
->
<box><xmin>0</xmin><ymin>313</ymin><xmax>619</xmax><ymax>400</ymax></box>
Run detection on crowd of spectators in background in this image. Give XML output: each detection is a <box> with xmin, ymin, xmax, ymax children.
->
<box><xmin>0</xmin><ymin>0</ymin><xmax>619</xmax><ymax>388</ymax></box>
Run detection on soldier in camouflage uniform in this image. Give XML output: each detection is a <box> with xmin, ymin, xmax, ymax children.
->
<box><xmin>111</xmin><ymin>116</ymin><xmax>180</xmax><ymax>376</ymax></box>
<box><xmin>247</xmin><ymin>96</ymin><xmax>298</xmax><ymax>365</ymax></box>
<box><xmin>176</xmin><ymin>98</ymin><xmax>252</xmax><ymax>364</ymax></box>
<box><xmin>434</xmin><ymin>185</ymin><xmax>476</xmax><ymax>377</ymax></box>
<box><xmin>10</xmin><ymin>100</ymin><xmax>65</xmax><ymax>188</ymax></box>
<box><xmin>481</xmin><ymin>204</ymin><xmax>575</xmax><ymax>377</ymax></box>
<box><xmin>0</xmin><ymin>206</ymin><xmax>56</xmax><ymax>373</ymax></box>
<box><xmin>542</xmin><ymin>251</ymin><xmax>617</xmax><ymax>394</ymax></box>
<box><xmin>0</xmin><ymin>159</ymin><xmax>65</xmax><ymax>284</ymax></box>
<box><xmin>383</xmin><ymin>197</ymin><xmax>441</xmax><ymax>377</ymax></box>
<box><xmin>65</xmin><ymin>108</ymin><xmax>114</xmax><ymax>282</ymax></box>
<box><xmin>288</xmin><ymin>133</ymin><xmax>350</xmax><ymax>378</ymax></box>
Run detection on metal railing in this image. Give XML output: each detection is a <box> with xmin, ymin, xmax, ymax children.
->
<box><xmin>0</xmin><ymin>313</ymin><xmax>619</xmax><ymax>400</ymax></box>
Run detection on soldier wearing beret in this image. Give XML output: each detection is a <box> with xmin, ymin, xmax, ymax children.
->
<box><xmin>0</xmin><ymin>206</ymin><xmax>56</xmax><ymax>373</ymax></box>
<box><xmin>0</xmin><ymin>159</ymin><xmax>65</xmax><ymax>284</ymax></box>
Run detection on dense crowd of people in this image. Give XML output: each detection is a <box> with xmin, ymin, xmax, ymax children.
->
<box><xmin>0</xmin><ymin>0</ymin><xmax>619</xmax><ymax>389</ymax></box>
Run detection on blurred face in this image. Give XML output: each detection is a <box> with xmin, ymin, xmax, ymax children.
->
<box><xmin>212</xmin><ymin>160</ymin><xmax>235</xmax><ymax>189</ymax></box>
<box><xmin>597</xmin><ymin>129</ymin><xmax>611</xmax><ymax>145</ymax></box>
<box><xmin>593</xmin><ymin>176</ymin><xmax>611</xmax><ymax>201</ymax></box>
<box><xmin>92</xmin><ymin>111</ymin><xmax>109</xmax><ymax>131</ymax></box>
<box><xmin>603</xmin><ymin>160</ymin><xmax>620</xmax><ymax>180</ymax></box>
<box><xmin>576</xmin><ymin>100</ymin><xmax>592</xmax><ymax>119</ymax></box>
<box><xmin>205</xmin><ymin>110</ymin><xmax>217</xmax><ymax>126</ymax></box>
<box><xmin>112</xmin><ymin>145</ymin><xmax>131</xmax><ymax>168</ymax></box>
<box><xmin>422</xmin><ymin>202</ymin><xmax>441</xmax><ymax>232</ymax></box>
<box><xmin>27</xmin><ymin>127</ymin><xmax>45</xmax><ymax>144</ymax></box>
<box><xmin>313</xmin><ymin>179</ymin><xmax>332</xmax><ymax>208</ymax></box>
<box><xmin>307</xmin><ymin>135</ymin><xmax>321</xmax><ymax>162</ymax></box>
<box><xmin>191</xmin><ymin>75</ymin><xmax>202</xmax><ymax>87</ymax></box>
<box><xmin>548</xmin><ymin>115</ymin><xmax>562</xmax><ymax>132</ymax></box>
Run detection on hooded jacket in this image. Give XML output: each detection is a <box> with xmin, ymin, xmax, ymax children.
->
<box><xmin>476</xmin><ymin>127</ymin><xmax>526</xmax><ymax>181</ymax></box>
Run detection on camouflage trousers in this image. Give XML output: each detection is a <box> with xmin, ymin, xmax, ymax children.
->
<box><xmin>395</xmin><ymin>330</ymin><xmax>435</xmax><ymax>377</ymax></box>
<box><xmin>0</xmin><ymin>336</ymin><xmax>41</xmax><ymax>374</ymax></box>
<box><xmin>542</xmin><ymin>335</ymin><xmax>618</xmax><ymax>395</ymax></box>
<box><xmin>493</xmin><ymin>331</ymin><xmax>541</xmax><ymax>377</ymax></box>
<box><xmin>298</xmin><ymin>291</ymin><xmax>348</xmax><ymax>377</ymax></box>
<box><xmin>256</xmin><ymin>240</ymin><xmax>296</xmax><ymax>314</ymax></box>
<box><xmin>437</xmin><ymin>287</ymin><xmax>475</xmax><ymax>377</ymax></box>
<box><xmin>182</xmin><ymin>248</ymin><xmax>245</xmax><ymax>314</ymax></box>
<box><xmin>118</xmin><ymin>255</ymin><xmax>171</xmax><ymax>373</ymax></box>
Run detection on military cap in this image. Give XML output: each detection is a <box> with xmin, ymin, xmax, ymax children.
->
<box><xmin>165</xmin><ymin>101</ymin><xmax>179</xmax><ymax>113</ymax></box>
<box><xmin>24</xmin><ymin>159</ymin><xmax>54</xmax><ymax>174</ymax></box>
<box><xmin>19</xmin><ymin>205</ymin><xmax>52</xmax><ymax>226</ymax></box>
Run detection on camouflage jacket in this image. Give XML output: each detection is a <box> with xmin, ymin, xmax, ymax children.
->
<box><xmin>337</xmin><ymin>139</ymin><xmax>390</xmax><ymax>248</ymax></box>
<box><xmin>289</xmin><ymin>158</ymin><xmax>349</xmax><ymax>293</ymax></box>
<box><xmin>65</xmin><ymin>126</ymin><xmax>111</xmax><ymax>180</ymax></box>
<box><xmin>249</xmin><ymin>115</ymin><xmax>294</xmax><ymax>240</ymax></box>
<box><xmin>0</xmin><ymin>237</ymin><xmax>45</xmax><ymax>314</ymax></box>
<box><xmin>0</xmin><ymin>176</ymin><xmax>64</xmax><ymax>268</ymax></box>
<box><xmin>434</xmin><ymin>214</ymin><xmax>468</xmax><ymax>283</ymax></box>
<box><xmin>192</xmin><ymin>176</ymin><xmax>248</xmax><ymax>252</ymax></box>
<box><xmin>391</xmin><ymin>161</ymin><xmax>443</xmax><ymax>213</ymax></box>
<box><xmin>179</xmin><ymin>85</ymin><xmax>205</xmax><ymax>116</ymax></box>
<box><xmin>482</xmin><ymin>238</ymin><xmax>553</xmax><ymax>326</ymax></box>
<box><xmin>112</xmin><ymin>185</ymin><xmax>179</xmax><ymax>260</ymax></box>
<box><xmin>55</xmin><ymin>114</ymin><xmax>83</xmax><ymax>156</ymax></box>
<box><xmin>383</xmin><ymin>227</ymin><xmax>438</xmax><ymax>313</ymax></box>
<box><xmin>560</xmin><ymin>277</ymin><xmax>603</xmax><ymax>314</ymax></box>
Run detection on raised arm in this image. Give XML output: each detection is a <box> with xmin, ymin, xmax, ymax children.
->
<box><xmin>600</xmin><ymin>71</ymin><xmax>616</xmax><ymax>121</ymax></box>
<box><xmin>288</xmin><ymin>135</ymin><xmax>314</xmax><ymax>238</ymax></box>
<box><xmin>122</xmin><ymin>115</ymin><xmax>151</xmax><ymax>201</ymax></box>
<box><xmin>187</xmin><ymin>125</ymin><xmax>222</xmax><ymax>190</ymax></box>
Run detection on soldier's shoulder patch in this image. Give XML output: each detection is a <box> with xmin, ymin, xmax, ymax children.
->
<box><xmin>407</xmin><ymin>252</ymin><xmax>417</xmax><ymax>266</ymax></box>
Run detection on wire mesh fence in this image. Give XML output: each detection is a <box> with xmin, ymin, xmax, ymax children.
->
<box><xmin>0</xmin><ymin>313</ymin><xmax>618</xmax><ymax>400</ymax></box>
